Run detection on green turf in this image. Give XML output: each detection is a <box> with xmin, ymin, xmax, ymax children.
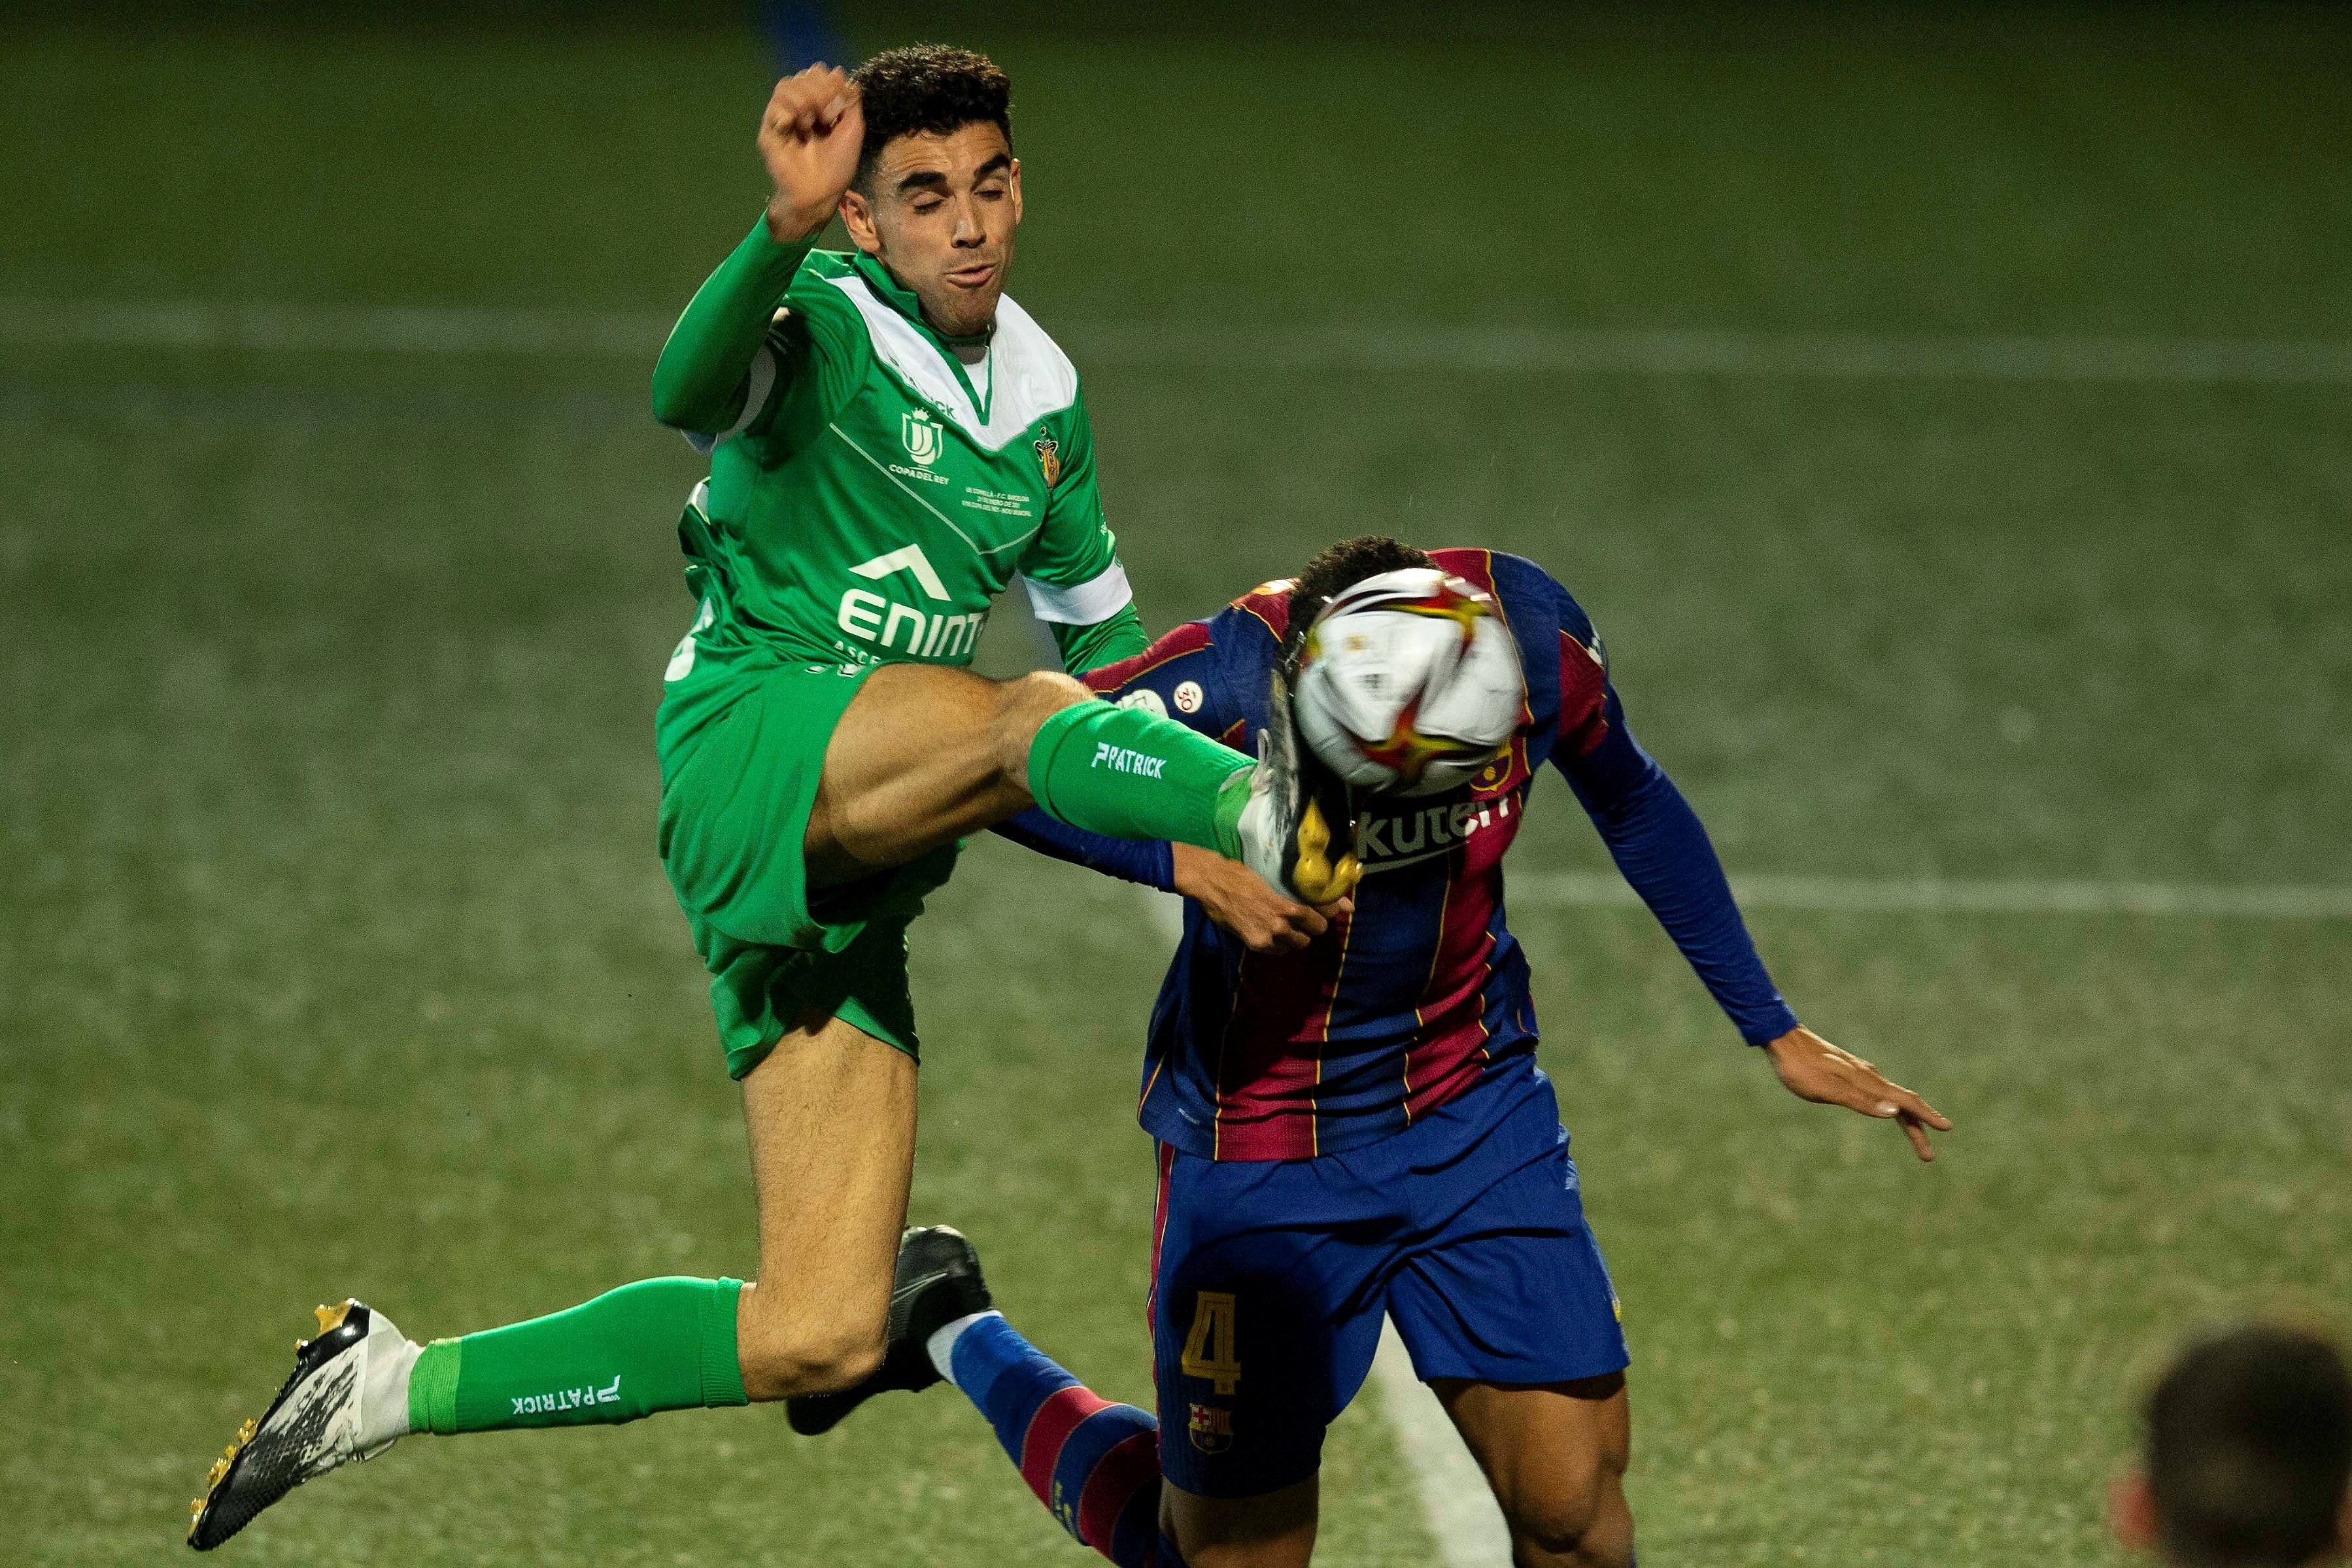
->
<box><xmin>5</xmin><ymin>9</ymin><xmax>2349</xmax><ymax>1565</ymax></box>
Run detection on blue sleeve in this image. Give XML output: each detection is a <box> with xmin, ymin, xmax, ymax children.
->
<box><xmin>1556</xmin><ymin>688</ymin><xmax>1801</xmax><ymax>1046</ymax></box>
<box><xmin>990</xmin><ymin>810</ymin><xmax>1177</xmax><ymax>893</ymax></box>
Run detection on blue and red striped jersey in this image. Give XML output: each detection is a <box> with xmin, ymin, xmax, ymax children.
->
<box><xmin>1082</xmin><ymin>549</ymin><xmax>1626</xmax><ymax>1161</ymax></box>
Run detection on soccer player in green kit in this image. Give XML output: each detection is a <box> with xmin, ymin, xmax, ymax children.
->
<box><xmin>187</xmin><ymin>46</ymin><xmax>1354</xmax><ymax>1550</ymax></box>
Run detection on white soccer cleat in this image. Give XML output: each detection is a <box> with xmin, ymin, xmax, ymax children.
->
<box><xmin>186</xmin><ymin>1299</ymin><xmax>415</xmax><ymax>1551</ymax></box>
<box><xmin>1235</xmin><ymin>663</ymin><xmax>1361</xmax><ymax>906</ymax></box>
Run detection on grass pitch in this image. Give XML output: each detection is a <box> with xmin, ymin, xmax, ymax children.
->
<box><xmin>5</xmin><ymin>8</ymin><xmax>2349</xmax><ymax>1565</ymax></box>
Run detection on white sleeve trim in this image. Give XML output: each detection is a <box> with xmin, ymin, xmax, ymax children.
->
<box><xmin>684</xmin><ymin>344</ymin><xmax>780</xmax><ymax>455</ymax></box>
<box><xmin>1023</xmin><ymin>562</ymin><xmax>1133</xmax><ymax>625</ymax></box>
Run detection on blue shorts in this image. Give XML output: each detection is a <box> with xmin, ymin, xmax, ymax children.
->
<box><xmin>1148</xmin><ymin>1062</ymin><xmax>1628</xmax><ymax>1499</ymax></box>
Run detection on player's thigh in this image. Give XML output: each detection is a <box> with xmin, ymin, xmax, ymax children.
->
<box><xmin>733</xmin><ymin>1010</ymin><xmax>918</xmax><ymax>1399</ymax></box>
<box><xmin>1433</xmin><ymin>1373</ymin><xmax>1631</xmax><ymax>1548</ymax></box>
<box><xmin>804</xmin><ymin>660</ymin><xmax>1085</xmax><ymax>886</ymax></box>
<box><xmin>1160</xmin><ymin>1474</ymin><xmax>1318</xmax><ymax>1568</ymax></box>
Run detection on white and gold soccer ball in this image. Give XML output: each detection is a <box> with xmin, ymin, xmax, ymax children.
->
<box><xmin>1291</xmin><ymin>568</ymin><xmax>1527</xmax><ymax>798</ymax></box>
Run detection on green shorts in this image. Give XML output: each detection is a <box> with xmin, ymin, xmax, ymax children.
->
<box><xmin>657</xmin><ymin>656</ymin><xmax>958</xmax><ymax>1078</ymax></box>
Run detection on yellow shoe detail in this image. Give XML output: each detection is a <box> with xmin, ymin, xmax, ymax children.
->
<box><xmin>314</xmin><ymin>1301</ymin><xmax>353</xmax><ymax>1336</ymax></box>
<box><xmin>1290</xmin><ymin>801</ymin><xmax>1363</xmax><ymax>905</ymax></box>
<box><xmin>237</xmin><ymin>1418</ymin><xmax>257</xmax><ymax>1444</ymax></box>
<box><xmin>207</xmin><ymin>1457</ymin><xmax>230</xmax><ymax>1488</ymax></box>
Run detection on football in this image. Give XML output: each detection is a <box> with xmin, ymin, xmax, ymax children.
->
<box><xmin>1292</xmin><ymin>568</ymin><xmax>1527</xmax><ymax>797</ymax></box>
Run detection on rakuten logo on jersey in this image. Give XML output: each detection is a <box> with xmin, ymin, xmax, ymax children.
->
<box><xmin>837</xmin><ymin>543</ymin><xmax>985</xmax><ymax>658</ymax></box>
<box><xmin>1357</xmin><ymin>789</ymin><xmax>1521</xmax><ymax>873</ymax></box>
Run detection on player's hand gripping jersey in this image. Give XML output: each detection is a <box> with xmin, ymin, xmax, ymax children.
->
<box><xmin>1004</xmin><ymin>549</ymin><xmax>1799</xmax><ymax>1159</ymax></box>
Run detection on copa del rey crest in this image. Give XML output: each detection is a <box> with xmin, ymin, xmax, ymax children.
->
<box><xmin>1034</xmin><ymin>432</ymin><xmax>1062</xmax><ymax>488</ymax></box>
<box><xmin>901</xmin><ymin>408</ymin><xmax>943</xmax><ymax>466</ymax></box>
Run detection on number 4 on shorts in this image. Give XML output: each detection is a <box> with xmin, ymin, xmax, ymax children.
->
<box><xmin>1180</xmin><ymin>1291</ymin><xmax>1241</xmax><ymax>1395</ymax></box>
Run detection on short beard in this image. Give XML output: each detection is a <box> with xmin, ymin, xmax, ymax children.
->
<box><xmin>920</xmin><ymin>284</ymin><xmax>1000</xmax><ymax>340</ymax></box>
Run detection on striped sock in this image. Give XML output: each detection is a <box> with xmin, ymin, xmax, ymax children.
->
<box><xmin>946</xmin><ymin>1314</ymin><xmax>1165</xmax><ymax>1567</ymax></box>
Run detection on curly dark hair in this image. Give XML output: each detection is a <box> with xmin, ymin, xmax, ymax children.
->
<box><xmin>1285</xmin><ymin>535</ymin><xmax>1436</xmax><ymax>634</ymax></box>
<box><xmin>850</xmin><ymin>44</ymin><xmax>1012</xmax><ymax>190</ymax></box>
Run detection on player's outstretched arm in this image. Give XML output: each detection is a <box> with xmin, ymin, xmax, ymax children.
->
<box><xmin>1764</xmin><ymin>1025</ymin><xmax>1953</xmax><ymax>1161</ymax></box>
<box><xmin>650</xmin><ymin>67</ymin><xmax>862</xmax><ymax>435</ymax></box>
<box><xmin>991</xmin><ymin>814</ymin><xmax>1338</xmax><ymax>953</ymax></box>
<box><xmin>1556</xmin><ymin>687</ymin><xmax>1951</xmax><ymax>1160</ymax></box>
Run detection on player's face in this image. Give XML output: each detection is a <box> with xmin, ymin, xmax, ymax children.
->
<box><xmin>840</xmin><ymin>124</ymin><xmax>1021</xmax><ymax>340</ymax></box>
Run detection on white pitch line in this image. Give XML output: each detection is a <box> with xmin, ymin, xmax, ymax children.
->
<box><xmin>1514</xmin><ymin>873</ymin><xmax>2352</xmax><ymax>920</ymax></box>
<box><xmin>9</xmin><ymin>298</ymin><xmax>2352</xmax><ymax>385</ymax></box>
<box><xmin>1372</xmin><ymin>1318</ymin><xmax>1515</xmax><ymax>1568</ymax></box>
<box><xmin>0</xmin><ymin>298</ymin><xmax>668</xmax><ymax>357</ymax></box>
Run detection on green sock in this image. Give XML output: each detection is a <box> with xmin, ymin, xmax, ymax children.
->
<box><xmin>406</xmin><ymin>1277</ymin><xmax>746</xmax><ymax>1435</ymax></box>
<box><xmin>1027</xmin><ymin>701</ymin><xmax>1254</xmax><ymax>857</ymax></box>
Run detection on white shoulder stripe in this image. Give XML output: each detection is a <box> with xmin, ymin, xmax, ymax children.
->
<box><xmin>1023</xmin><ymin>563</ymin><xmax>1133</xmax><ymax>625</ymax></box>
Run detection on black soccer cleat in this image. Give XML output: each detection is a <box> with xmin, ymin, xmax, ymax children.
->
<box><xmin>1236</xmin><ymin>659</ymin><xmax>1361</xmax><ymax>906</ymax></box>
<box><xmin>186</xmin><ymin>1299</ymin><xmax>407</xmax><ymax>1551</ymax></box>
<box><xmin>786</xmin><ymin>1225</ymin><xmax>993</xmax><ymax>1436</ymax></box>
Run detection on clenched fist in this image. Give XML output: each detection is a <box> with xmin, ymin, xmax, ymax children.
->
<box><xmin>759</xmin><ymin>65</ymin><xmax>864</xmax><ymax>243</ymax></box>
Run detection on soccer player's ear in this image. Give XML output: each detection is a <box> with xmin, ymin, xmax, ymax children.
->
<box><xmin>839</xmin><ymin>188</ymin><xmax>880</xmax><ymax>256</ymax></box>
<box><xmin>2108</xmin><ymin>1471</ymin><xmax>2160</xmax><ymax>1555</ymax></box>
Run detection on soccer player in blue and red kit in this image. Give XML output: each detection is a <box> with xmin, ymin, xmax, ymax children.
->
<box><xmin>794</xmin><ymin>536</ymin><xmax>1952</xmax><ymax>1567</ymax></box>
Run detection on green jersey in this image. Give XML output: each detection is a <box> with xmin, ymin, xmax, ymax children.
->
<box><xmin>647</xmin><ymin>220</ymin><xmax>1156</xmax><ymax>1071</ymax></box>
<box><xmin>653</xmin><ymin>222</ymin><xmax>1142</xmax><ymax>690</ymax></box>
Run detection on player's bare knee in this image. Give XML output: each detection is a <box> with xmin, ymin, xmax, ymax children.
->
<box><xmin>989</xmin><ymin>670</ymin><xmax>1091</xmax><ymax>783</ymax></box>
<box><xmin>1503</xmin><ymin>1465</ymin><xmax>1624</xmax><ymax>1563</ymax></box>
<box><xmin>738</xmin><ymin>1327</ymin><xmax>885</xmax><ymax>1402</ymax></box>
<box><xmin>734</xmin><ymin>1297</ymin><xmax>887</xmax><ymax>1401</ymax></box>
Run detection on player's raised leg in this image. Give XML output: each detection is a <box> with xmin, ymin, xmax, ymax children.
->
<box><xmin>800</xmin><ymin>659</ymin><xmax>1354</xmax><ymax>902</ymax></box>
<box><xmin>187</xmin><ymin>1014</ymin><xmax>913</xmax><ymax>1551</ymax></box>
<box><xmin>1435</xmin><ymin>1374</ymin><xmax>1636</xmax><ymax>1568</ymax></box>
